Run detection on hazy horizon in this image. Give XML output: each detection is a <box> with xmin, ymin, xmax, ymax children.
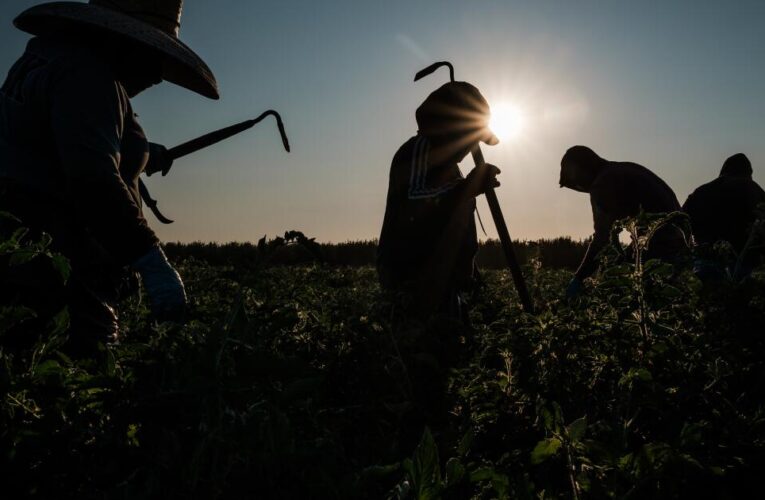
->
<box><xmin>2</xmin><ymin>0</ymin><xmax>764</xmax><ymax>243</ymax></box>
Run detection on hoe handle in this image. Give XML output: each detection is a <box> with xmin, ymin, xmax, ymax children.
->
<box><xmin>472</xmin><ymin>147</ymin><xmax>534</xmax><ymax>314</ymax></box>
<box><xmin>168</xmin><ymin>110</ymin><xmax>291</xmax><ymax>161</ymax></box>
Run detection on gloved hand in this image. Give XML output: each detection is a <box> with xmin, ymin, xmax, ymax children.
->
<box><xmin>466</xmin><ymin>163</ymin><xmax>501</xmax><ymax>196</ymax></box>
<box><xmin>565</xmin><ymin>277</ymin><xmax>583</xmax><ymax>300</ymax></box>
<box><xmin>144</xmin><ymin>143</ymin><xmax>174</xmax><ymax>177</ymax></box>
<box><xmin>132</xmin><ymin>246</ymin><xmax>187</xmax><ymax>321</ymax></box>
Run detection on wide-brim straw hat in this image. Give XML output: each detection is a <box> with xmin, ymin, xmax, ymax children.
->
<box><xmin>14</xmin><ymin>0</ymin><xmax>219</xmax><ymax>99</ymax></box>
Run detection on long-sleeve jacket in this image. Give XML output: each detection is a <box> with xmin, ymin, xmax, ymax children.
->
<box><xmin>377</xmin><ymin>135</ymin><xmax>478</xmax><ymax>291</ymax></box>
<box><xmin>683</xmin><ymin>174</ymin><xmax>765</xmax><ymax>253</ymax></box>
<box><xmin>576</xmin><ymin>162</ymin><xmax>683</xmax><ymax>280</ymax></box>
<box><xmin>0</xmin><ymin>35</ymin><xmax>158</xmax><ymax>265</ymax></box>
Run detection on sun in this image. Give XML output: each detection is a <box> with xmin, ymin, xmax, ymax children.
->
<box><xmin>489</xmin><ymin>102</ymin><xmax>524</xmax><ymax>141</ymax></box>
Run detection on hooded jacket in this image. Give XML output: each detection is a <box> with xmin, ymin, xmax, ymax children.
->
<box><xmin>377</xmin><ymin>135</ymin><xmax>478</xmax><ymax>292</ymax></box>
<box><xmin>683</xmin><ymin>155</ymin><xmax>765</xmax><ymax>254</ymax></box>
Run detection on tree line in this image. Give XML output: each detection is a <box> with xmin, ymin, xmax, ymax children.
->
<box><xmin>163</xmin><ymin>234</ymin><xmax>590</xmax><ymax>270</ymax></box>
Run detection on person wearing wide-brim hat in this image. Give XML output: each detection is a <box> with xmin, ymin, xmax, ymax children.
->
<box><xmin>0</xmin><ymin>0</ymin><xmax>218</xmax><ymax>352</ymax></box>
<box><xmin>377</xmin><ymin>81</ymin><xmax>501</xmax><ymax>320</ymax></box>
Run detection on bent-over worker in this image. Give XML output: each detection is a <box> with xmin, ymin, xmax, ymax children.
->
<box><xmin>560</xmin><ymin>146</ymin><xmax>686</xmax><ymax>298</ymax></box>
<box><xmin>683</xmin><ymin>153</ymin><xmax>765</xmax><ymax>279</ymax></box>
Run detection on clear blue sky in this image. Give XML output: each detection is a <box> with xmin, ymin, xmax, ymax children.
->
<box><xmin>2</xmin><ymin>0</ymin><xmax>764</xmax><ymax>243</ymax></box>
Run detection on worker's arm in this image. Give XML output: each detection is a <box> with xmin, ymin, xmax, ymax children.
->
<box><xmin>415</xmin><ymin>163</ymin><xmax>500</xmax><ymax>315</ymax></box>
<box><xmin>407</xmin><ymin>161</ymin><xmax>500</xmax><ymax>217</ymax></box>
<box><xmin>50</xmin><ymin>62</ymin><xmax>158</xmax><ymax>264</ymax></box>
<box><xmin>51</xmin><ymin>63</ymin><xmax>185</xmax><ymax>320</ymax></box>
<box><xmin>145</xmin><ymin>143</ymin><xmax>174</xmax><ymax>176</ymax></box>
<box><xmin>574</xmin><ymin>198</ymin><xmax>615</xmax><ymax>282</ymax></box>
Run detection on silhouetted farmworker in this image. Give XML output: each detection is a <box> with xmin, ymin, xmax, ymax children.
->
<box><xmin>0</xmin><ymin>0</ymin><xmax>219</xmax><ymax>349</ymax></box>
<box><xmin>683</xmin><ymin>153</ymin><xmax>765</xmax><ymax>279</ymax></box>
<box><xmin>377</xmin><ymin>82</ymin><xmax>501</xmax><ymax>319</ymax></box>
<box><xmin>560</xmin><ymin>146</ymin><xmax>685</xmax><ymax>298</ymax></box>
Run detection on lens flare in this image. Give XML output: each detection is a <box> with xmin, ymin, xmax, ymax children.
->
<box><xmin>489</xmin><ymin>103</ymin><xmax>524</xmax><ymax>141</ymax></box>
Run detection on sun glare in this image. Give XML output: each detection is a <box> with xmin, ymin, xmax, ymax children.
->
<box><xmin>489</xmin><ymin>103</ymin><xmax>524</xmax><ymax>141</ymax></box>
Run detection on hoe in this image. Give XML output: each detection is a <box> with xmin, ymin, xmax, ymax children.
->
<box><xmin>139</xmin><ymin>110</ymin><xmax>290</xmax><ymax>224</ymax></box>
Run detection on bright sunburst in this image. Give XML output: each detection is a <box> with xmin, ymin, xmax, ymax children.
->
<box><xmin>489</xmin><ymin>102</ymin><xmax>524</xmax><ymax>141</ymax></box>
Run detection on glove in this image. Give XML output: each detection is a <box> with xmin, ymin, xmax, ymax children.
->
<box><xmin>565</xmin><ymin>277</ymin><xmax>583</xmax><ymax>300</ymax></box>
<box><xmin>144</xmin><ymin>143</ymin><xmax>174</xmax><ymax>177</ymax></box>
<box><xmin>132</xmin><ymin>246</ymin><xmax>187</xmax><ymax>321</ymax></box>
<box><xmin>466</xmin><ymin>163</ymin><xmax>501</xmax><ymax>196</ymax></box>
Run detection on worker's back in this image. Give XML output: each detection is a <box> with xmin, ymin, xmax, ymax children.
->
<box><xmin>590</xmin><ymin>162</ymin><xmax>681</xmax><ymax>219</ymax></box>
<box><xmin>683</xmin><ymin>175</ymin><xmax>765</xmax><ymax>252</ymax></box>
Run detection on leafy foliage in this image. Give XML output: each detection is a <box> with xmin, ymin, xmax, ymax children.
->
<box><xmin>164</xmin><ymin>237</ymin><xmax>590</xmax><ymax>270</ymax></box>
<box><xmin>2</xmin><ymin>215</ymin><xmax>765</xmax><ymax>499</ymax></box>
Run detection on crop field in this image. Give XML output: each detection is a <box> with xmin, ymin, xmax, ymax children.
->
<box><xmin>2</xmin><ymin>224</ymin><xmax>765</xmax><ymax>499</ymax></box>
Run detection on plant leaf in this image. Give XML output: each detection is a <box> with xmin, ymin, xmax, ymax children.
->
<box><xmin>531</xmin><ymin>437</ymin><xmax>562</xmax><ymax>465</ymax></box>
<box><xmin>566</xmin><ymin>416</ymin><xmax>587</xmax><ymax>443</ymax></box>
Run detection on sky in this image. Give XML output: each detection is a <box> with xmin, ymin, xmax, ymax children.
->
<box><xmin>1</xmin><ymin>0</ymin><xmax>764</xmax><ymax>243</ymax></box>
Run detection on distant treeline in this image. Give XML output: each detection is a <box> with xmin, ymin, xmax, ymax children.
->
<box><xmin>477</xmin><ymin>237</ymin><xmax>589</xmax><ymax>270</ymax></box>
<box><xmin>164</xmin><ymin>236</ymin><xmax>590</xmax><ymax>270</ymax></box>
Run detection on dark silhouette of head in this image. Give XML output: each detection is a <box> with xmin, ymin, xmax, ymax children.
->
<box><xmin>560</xmin><ymin>145</ymin><xmax>607</xmax><ymax>193</ymax></box>
<box><xmin>113</xmin><ymin>41</ymin><xmax>165</xmax><ymax>98</ymax></box>
<box><xmin>719</xmin><ymin>153</ymin><xmax>752</xmax><ymax>178</ymax></box>
<box><xmin>416</xmin><ymin>81</ymin><xmax>498</xmax><ymax>164</ymax></box>
<box><xmin>58</xmin><ymin>31</ymin><xmax>165</xmax><ymax>97</ymax></box>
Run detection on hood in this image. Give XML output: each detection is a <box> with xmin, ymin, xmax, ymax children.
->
<box><xmin>720</xmin><ymin>153</ymin><xmax>752</xmax><ymax>177</ymax></box>
<box><xmin>416</xmin><ymin>81</ymin><xmax>498</xmax><ymax>146</ymax></box>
